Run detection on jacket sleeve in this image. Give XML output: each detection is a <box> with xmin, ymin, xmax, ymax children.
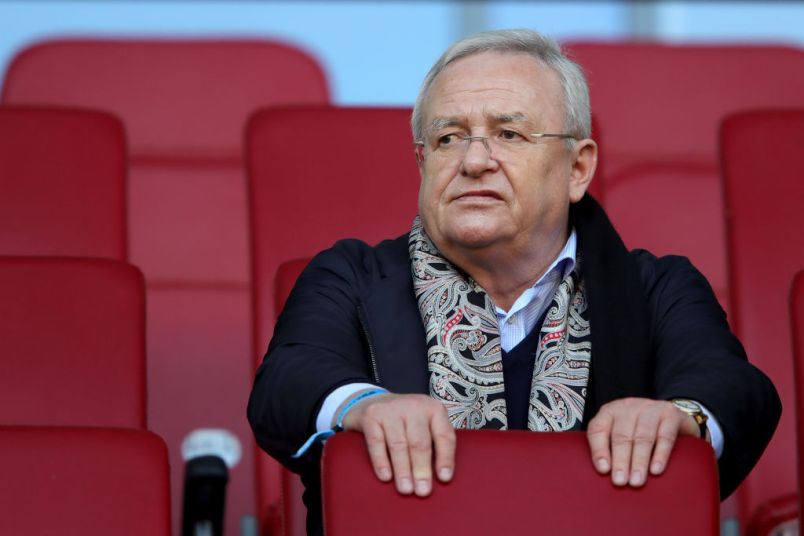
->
<box><xmin>247</xmin><ymin>240</ymin><xmax>377</xmax><ymax>473</ymax></box>
<box><xmin>636</xmin><ymin>251</ymin><xmax>782</xmax><ymax>498</ymax></box>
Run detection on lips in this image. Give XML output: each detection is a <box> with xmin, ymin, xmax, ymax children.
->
<box><xmin>455</xmin><ymin>189</ymin><xmax>503</xmax><ymax>201</ymax></box>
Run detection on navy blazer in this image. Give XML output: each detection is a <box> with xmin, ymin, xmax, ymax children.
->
<box><xmin>248</xmin><ymin>196</ymin><xmax>780</xmax><ymax>533</ymax></box>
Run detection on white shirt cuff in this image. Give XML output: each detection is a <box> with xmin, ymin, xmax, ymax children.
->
<box><xmin>698</xmin><ymin>403</ymin><xmax>724</xmax><ymax>458</ymax></box>
<box><xmin>316</xmin><ymin>383</ymin><xmax>386</xmax><ymax>433</ymax></box>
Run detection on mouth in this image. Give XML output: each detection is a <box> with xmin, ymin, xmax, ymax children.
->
<box><xmin>454</xmin><ymin>190</ymin><xmax>503</xmax><ymax>202</ymax></box>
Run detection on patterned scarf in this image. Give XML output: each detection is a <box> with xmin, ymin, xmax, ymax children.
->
<box><xmin>409</xmin><ymin>216</ymin><xmax>592</xmax><ymax>431</ymax></box>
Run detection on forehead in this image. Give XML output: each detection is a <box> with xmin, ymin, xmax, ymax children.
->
<box><xmin>424</xmin><ymin>51</ymin><xmax>563</xmax><ymax>128</ymax></box>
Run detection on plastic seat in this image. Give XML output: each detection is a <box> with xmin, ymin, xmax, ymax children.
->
<box><xmin>0</xmin><ymin>427</ymin><xmax>170</xmax><ymax>536</ymax></box>
<box><xmin>322</xmin><ymin>430</ymin><xmax>720</xmax><ymax>536</ymax></box>
<box><xmin>603</xmin><ymin>161</ymin><xmax>728</xmax><ymax>311</ymax></box>
<box><xmin>720</xmin><ymin>110</ymin><xmax>804</xmax><ymax>533</ymax></box>
<box><xmin>563</xmin><ymin>42</ymin><xmax>804</xmax><ymax>182</ymax></box>
<box><xmin>247</xmin><ymin>105</ymin><xmax>419</xmax><ymax>534</ymax></box>
<box><xmin>792</xmin><ymin>270</ymin><xmax>804</xmax><ymax>532</ymax></box>
<box><xmin>1</xmin><ymin>38</ymin><xmax>330</xmax><ymax>533</ymax></box>
<box><xmin>0</xmin><ymin>106</ymin><xmax>126</xmax><ymax>258</ymax></box>
<box><xmin>0</xmin><ymin>256</ymin><xmax>146</xmax><ymax>428</ymax></box>
<box><xmin>272</xmin><ymin>258</ymin><xmax>313</xmax><ymax>536</ymax></box>
<box><xmin>565</xmin><ymin>42</ymin><xmax>804</xmax><ymax>321</ymax></box>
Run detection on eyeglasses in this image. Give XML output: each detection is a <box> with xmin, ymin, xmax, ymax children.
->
<box><xmin>414</xmin><ymin>129</ymin><xmax>576</xmax><ymax>163</ymax></box>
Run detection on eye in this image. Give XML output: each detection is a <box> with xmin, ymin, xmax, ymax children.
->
<box><xmin>498</xmin><ymin>129</ymin><xmax>525</xmax><ymax>142</ymax></box>
<box><xmin>437</xmin><ymin>133</ymin><xmax>461</xmax><ymax>148</ymax></box>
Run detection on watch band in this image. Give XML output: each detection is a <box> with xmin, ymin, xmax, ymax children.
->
<box><xmin>671</xmin><ymin>398</ymin><xmax>709</xmax><ymax>441</ymax></box>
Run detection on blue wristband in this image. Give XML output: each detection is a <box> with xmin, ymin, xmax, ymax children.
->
<box><xmin>291</xmin><ymin>388</ymin><xmax>387</xmax><ymax>459</ymax></box>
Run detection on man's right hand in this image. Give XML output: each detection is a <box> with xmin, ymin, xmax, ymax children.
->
<box><xmin>339</xmin><ymin>393</ymin><xmax>456</xmax><ymax>497</ymax></box>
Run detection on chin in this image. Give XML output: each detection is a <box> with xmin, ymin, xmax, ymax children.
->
<box><xmin>446</xmin><ymin>225</ymin><xmax>504</xmax><ymax>250</ymax></box>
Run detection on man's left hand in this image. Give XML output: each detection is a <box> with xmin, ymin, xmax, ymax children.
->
<box><xmin>586</xmin><ymin>397</ymin><xmax>702</xmax><ymax>487</ymax></box>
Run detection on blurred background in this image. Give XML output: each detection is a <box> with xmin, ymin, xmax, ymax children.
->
<box><xmin>1</xmin><ymin>2</ymin><xmax>802</xmax><ymax>536</ymax></box>
<box><xmin>2</xmin><ymin>1</ymin><xmax>803</xmax><ymax>106</ymax></box>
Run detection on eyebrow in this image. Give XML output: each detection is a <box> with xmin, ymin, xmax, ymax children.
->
<box><xmin>493</xmin><ymin>112</ymin><xmax>529</xmax><ymax>124</ymax></box>
<box><xmin>427</xmin><ymin>117</ymin><xmax>463</xmax><ymax>133</ymax></box>
<box><xmin>426</xmin><ymin>112</ymin><xmax>531</xmax><ymax>134</ymax></box>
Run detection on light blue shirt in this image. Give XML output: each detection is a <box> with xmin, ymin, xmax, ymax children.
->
<box><xmin>495</xmin><ymin>230</ymin><xmax>576</xmax><ymax>352</ymax></box>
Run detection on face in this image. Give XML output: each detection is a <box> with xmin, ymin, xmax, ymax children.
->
<box><xmin>417</xmin><ymin>51</ymin><xmax>594</xmax><ymax>259</ymax></box>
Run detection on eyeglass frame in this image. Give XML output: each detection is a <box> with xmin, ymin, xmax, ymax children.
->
<box><xmin>413</xmin><ymin>132</ymin><xmax>578</xmax><ymax>163</ymax></box>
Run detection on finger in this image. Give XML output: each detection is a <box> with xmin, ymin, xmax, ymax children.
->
<box><xmin>629</xmin><ymin>411</ymin><xmax>660</xmax><ymax>487</ymax></box>
<box><xmin>362</xmin><ymin>420</ymin><xmax>393</xmax><ymax>482</ymax></box>
<box><xmin>430</xmin><ymin>410</ymin><xmax>456</xmax><ymax>483</ymax></box>
<box><xmin>609</xmin><ymin>412</ymin><xmax>637</xmax><ymax>487</ymax></box>
<box><xmin>650</xmin><ymin>412</ymin><xmax>681</xmax><ymax>476</ymax></box>
<box><xmin>384</xmin><ymin>420</ymin><xmax>414</xmax><ymax>494</ymax></box>
<box><xmin>406</xmin><ymin>415</ymin><xmax>434</xmax><ymax>497</ymax></box>
<box><xmin>586</xmin><ymin>411</ymin><xmax>613</xmax><ymax>474</ymax></box>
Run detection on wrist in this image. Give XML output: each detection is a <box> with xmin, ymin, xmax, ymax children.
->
<box><xmin>332</xmin><ymin>388</ymin><xmax>387</xmax><ymax>430</ymax></box>
<box><xmin>670</xmin><ymin>398</ymin><xmax>709</xmax><ymax>442</ymax></box>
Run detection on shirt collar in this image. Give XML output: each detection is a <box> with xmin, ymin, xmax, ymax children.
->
<box><xmin>495</xmin><ymin>228</ymin><xmax>577</xmax><ymax>316</ymax></box>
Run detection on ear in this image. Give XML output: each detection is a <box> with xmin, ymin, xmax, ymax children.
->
<box><xmin>568</xmin><ymin>138</ymin><xmax>597</xmax><ymax>203</ymax></box>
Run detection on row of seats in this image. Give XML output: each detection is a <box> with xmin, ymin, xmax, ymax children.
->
<box><xmin>0</xmin><ymin>38</ymin><xmax>802</xmax><ymax>536</ymax></box>
<box><xmin>1</xmin><ymin>40</ymin><xmax>331</xmax><ymax>536</ymax></box>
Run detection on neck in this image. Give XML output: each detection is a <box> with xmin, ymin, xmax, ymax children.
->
<box><xmin>443</xmin><ymin>227</ymin><xmax>569</xmax><ymax>311</ymax></box>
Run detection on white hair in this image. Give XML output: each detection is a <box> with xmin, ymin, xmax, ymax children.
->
<box><xmin>411</xmin><ymin>28</ymin><xmax>591</xmax><ymax>143</ymax></box>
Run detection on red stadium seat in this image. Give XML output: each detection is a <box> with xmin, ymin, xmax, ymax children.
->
<box><xmin>322</xmin><ymin>431</ymin><xmax>720</xmax><ymax>536</ymax></box>
<box><xmin>793</xmin><ymin>270</ymin><xmax>804</xmax><ymax>531</ymax></box>
<box><xmin>1</xmin><ymin>38</ymin><xmax>330</xmax><ymax>533</ymax></box>
<box><xmin>0</xmin><ymin>427</ymin><xmax>170</xmax><ymax>536</ymax></box>
<box><xmin>273</xmin><ymin>258</ymin><xmax>313</xmax><ymax>536</ymax></box>
<box><xmin>563</xmin><ymin>42</ymin><xmax>804</xmax><ymax>182</ymax></box>
<box><xmin>0</xmin><ymin>106</ymin><xmax>126</xmax><ymax>259</ymax></box>
<box><xmin>274</xmin><ymin>258</ymin><xmax>311</xmax><ymax>314</ymax></box>
<box><xmin>721</xmin><ymin>110</ymin><xmax>804</xmax><ymax>533</ymax></box>
<box><xmin>565</xmin><ymin>43</ymin><xmax>804</xmax><ymax>320</ymax></box>
<box><xmin>0</xmin><ymin>256</ymin><xmax>146</xmax><ymax>428</ymax></box>
<box><xmin>247</xmin><ymin>105</ymin><xmax>419</xmax><ymax>535</ymax></box>
<box><xmin>603</xmin><ymin>161</ymin><xmax>729</xmax><ymax>311</ymax></box>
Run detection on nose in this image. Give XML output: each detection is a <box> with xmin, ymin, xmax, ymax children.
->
<box><xmin>461</xmin><ymin>136</ymin><xmax>498</xmax><ymax>177</ymax></box>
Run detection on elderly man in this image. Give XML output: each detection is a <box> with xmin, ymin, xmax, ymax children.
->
<box><xmin>248</xmin><ymin>29</ymin><xmax>780</xmax><ymax>534</ymax></box>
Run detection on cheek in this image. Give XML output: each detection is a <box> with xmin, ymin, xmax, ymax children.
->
<box><xmin>418</xmin><ymin>167</ymin><xmax>451</xmax><ymax>210</ymax></box>
<box><xmin>417</xmin><ymin>174</ymin><xmax>438</xmax><ymax>219</ymax></box>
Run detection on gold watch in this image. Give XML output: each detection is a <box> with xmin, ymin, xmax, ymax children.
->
<box><xmin>671</xmin><ymin>399</ymin><xmax>709</xmax><ymax>441</ymax></box>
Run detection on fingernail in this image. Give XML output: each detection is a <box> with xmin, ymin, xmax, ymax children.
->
<box><xmin>438</xmin><ymin>467</ymin><xmax>453</xmax><ymax>481</ymax></box>
<box><xmin>377</xmin><ymin>467</ymin><xmax>392</xmax><ymax>481</ymax></box>
<box><xmin>596</xmin><ymin>458</ymin><xmax>610</xmax><ymax>473</ymax></box>
<box><xmin>415</xmin><ymin>479</ymin><xmax>431</xmax><ymax>496</ymax></box>
<box><xmin>630</xmin><ymin>470</ymin><xmax>644</xmax><ymax>486</ymax></box>
<box><xmin>398</xmin><ymin>477</ymin><xmax>413</xmax><ymax>494</ymax></box>
<box><xmin>651</xmin><ymin>461</ymin><xmax>663</xmax><ymax>475</ymax></box>
<box><xmin>613</xmin><ymin>470</ymin><xmax>627</xmax><ymax>486</ymax></box>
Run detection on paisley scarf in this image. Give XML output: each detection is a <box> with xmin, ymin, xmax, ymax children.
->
<box><xmin>409</xmin><ymin>216</ymin><xmax>591</xmax><ymax>431</ymax></box>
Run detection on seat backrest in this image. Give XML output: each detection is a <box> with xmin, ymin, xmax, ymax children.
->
<box><xmin>0</xmin><ymin>106</ymin><xmax>126</xmax><ymax>258</ymax></box>
<box><xmin>792</xmin><ymin>270</ymin><xmax>804</xmax><ymax>525</ymax></box>
<box><xmin>272</xmin><ymin>258</ymin><xmax>313</xmax><ymax>536</ymax></box>
<box><xmin>247</xmin><ymin>105</ymin><xmax>419</xmax><ymax>534</ymax></box>
<box><xmin>603</xmin><ymin>161</ymin><xmax>728</xmax><ymax>311</ymax></box>
<box><xmin>566</xmin><ymin>43</ymin><xmax>804</xmax><ymax>322</ymax></box>
<box><xmin>0</xmin><ymin>427</ymin><xmax>171</xmax><ymax>536</ymax></box>
<box><xmin>1</xmin><ymin>39</ymin><xmax>330</xmax><ymax>534</ymax></box>
<box><xmin>564</xmin><ymin>42</ymin><xmax>804</xmax><ymax>182</ymax></box>
<box><xmin>322</xmin><ymin>431</ymin><xmax>720</xmax><ymax>536</ymax></box>
<box><xmin>248</xmin><ymin>105</ymin><xmax>419</xmax><ymax>362</ymax></box>
<box><xmin>2</xmin><ymin>38</ymin><xmax>329</xmax><ymax>283</ymax></box>
<box><xmin>0</xmin><ymin>256</ymin><xmax>146</xmax><ymax>428</ymax></box>
<box><xmin>720</xmin><ymin>110</ymin><xmax>804</xmax><ymax>526</ymax></box>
